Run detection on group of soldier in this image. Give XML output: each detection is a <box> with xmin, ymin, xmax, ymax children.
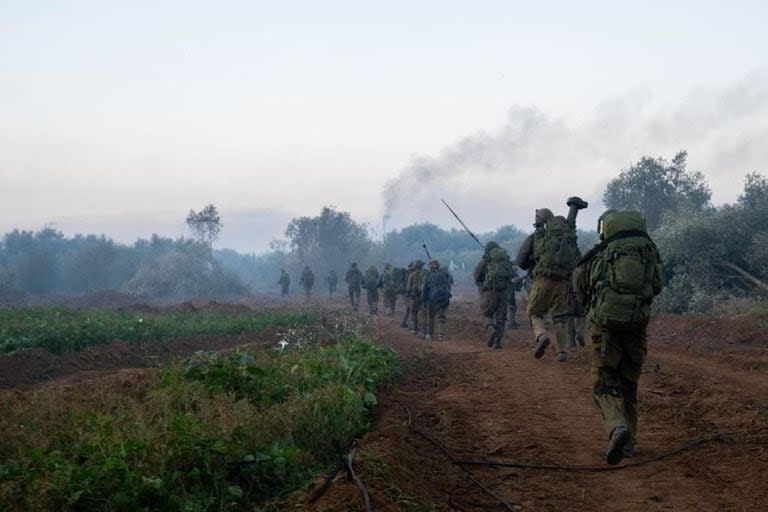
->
<box><xmin>343</xmin><ymin>259</ymin><xmax>455</xmax><ymax>341</ymax></box>
<box><xmin>474</xmin><ymin>201</ymin><xmax>663</xmax><ymax>466</ymax></box>
<box><xmin>276</xmin><ymin>200</ymin><xmax>663</xmax><ymax>466</ymax></box>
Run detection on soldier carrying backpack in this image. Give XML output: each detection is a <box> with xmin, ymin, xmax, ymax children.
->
<box><xmin>527</xmin><ymin>215</ymin><xmax>581</xmax><ymax>362</ymax></box>
<box><xmin>473</xmin><ymin>241</ymin><xmax>515</xmax><ymax>349</ymax></box>
<box><xmin>422</xmin><ymin>259</ymin><xmax>453</xmax><ymax>341</ymax></box>
<box><xmin>363</xmin><ymin>265</ymin><xmax>381</xmax><ymax>315</ymax></box>
<box><xmin>575</xmin><ymin>210</ymin><xmax>663</xmax><ymax>466</ymax></box>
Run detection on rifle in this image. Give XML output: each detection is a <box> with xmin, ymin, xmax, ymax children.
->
<box><xmin>441</xmin><ymin>199</ymin><xmax>483</xmax><ymax>249</ymax></box>
<box><xmin>422</xmin><ymin>243</ymin><xmax>432</xmax><ymax>260</ymax></box>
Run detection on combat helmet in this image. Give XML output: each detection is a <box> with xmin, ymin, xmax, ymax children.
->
<box><xmin>535</xmin><ymin>208</ymin><xmax>554</xmax><ymax>227</ymax></box>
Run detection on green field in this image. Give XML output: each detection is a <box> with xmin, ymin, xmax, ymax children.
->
<box><xmin>0</xmin><ymin>336</ymin><xmax>399</xmax><ymax>511</ymax></box>
<box><xmin>0</xmin><ymin>307</ymin><xmax>317</xmax><ymax>355</ymax></box>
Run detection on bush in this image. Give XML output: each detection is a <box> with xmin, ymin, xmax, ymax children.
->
<box><xmin>0</xmin><ymin>337</ymin><xmax>399</xmax><ymax>511</ymax></box>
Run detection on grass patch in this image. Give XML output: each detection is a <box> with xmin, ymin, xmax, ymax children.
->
<box><xmin>0</xmin><ymin>336</ymin><xmax>399</xmax><ymax>511</ymax></box>
<box><xmin>0</xmin><ymin>307</ymin><xmax>317</xmax><ymax>355</ymax></box>
<box><xmin>745</xmin><ymin>301</ymin><xmax>768</xmax><ymax>317</ymax></box>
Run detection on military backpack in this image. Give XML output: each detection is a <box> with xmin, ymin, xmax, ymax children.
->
<box><xmin>393</xmin><ymin>267</ymin><xmax>408</xmax><ymax>294</ymax></box>
<box><xmin>363</xmin><ymin>269</ymin><xmax>379</xmax><ymax>289</ymax></box>
<box><xmin>588</xmin><ymin>211</ymin><xmax>664</xmax><ymax>328</ymax></box>
<box><xmin>427</xmin><ymin>269</ymin><xmax>452</xmax><ymax>304</ymax></box>
<box><xmin>533</xmin><ymin>216</ymin><xmax>580</xmax><ymax>280</ymax></box>
<box><xmin>484</xmin><ymin>247</ymin><xmax>514</xmax><ymax>290</ymax></box>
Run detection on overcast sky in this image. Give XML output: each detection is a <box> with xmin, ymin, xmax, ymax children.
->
<box><xmin>2</xmin><ymin>1</ymin><xmax>766</xmax><ymax>251</ymax></box>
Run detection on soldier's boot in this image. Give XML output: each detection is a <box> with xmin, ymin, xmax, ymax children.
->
<box><xmin>533</xmin><ymin>334</ymin><xmax>550</xmax><ymax>359</ymax></box>
<box><xmin>486</xmin><ymin>325</ymin><xmax>497</xmax><ymax>347</ymax></box>
<box><xmin>555</xmin><ymin>351</ymin><xmax>568</xmax><ymax>363</ymax></box>
<box><xmin>622</xmin><ymin>379</ymin><xmax>639</xmax><ymax>456</ymax></box>
<box><xmin>567</xmin><ymin>316</ymin><xmax>577</xmax><ymax>348</ymax></box>
<box><xmin>506</xmin><ymin>319</ymin><xmax>520</xmax><ymax>329</ymax></box>
<box><xmin>553</xmin><ymin>316</ymin><xmax>571</xmax><ymax>354</ymax></box>
<box><xmin>424</xmin><ymin>334</ymin><xmax>432</xmax><ymax>341</ymax></box>
<box><xmin>606</xmin><ymin>426</ymin><xmax>630</xmax><ymax>466</ymax></box>
<box><xmin>493</xmin><ymin>325</ymin><xmax>504</xmax><ymax>349</ymax></box>
<box><xmin>437</xmin><ymin>321</ymin><xmax>445</xmax><ymax>341</ymax></box>
<box><xmin>593</xmin><ymin>391</ymin><xmax>629</xmax><ymax>464</ymax></box>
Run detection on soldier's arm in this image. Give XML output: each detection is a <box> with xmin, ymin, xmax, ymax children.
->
<box><xmin>516</xmin><ymin>234</ymin><xmax>535</xmax><ymax>271</ymax></box>
<box><xmin>473</xmin><ymin>260</ymin><xmax>486</xmax><ymax>286</ymax></box>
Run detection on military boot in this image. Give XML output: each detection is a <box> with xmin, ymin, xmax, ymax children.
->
<box><xmin>424</xmin><ymin>334</ymin><xmax>432</xmax><ymax>341</ymax></box>
<box><xmin>555</xmin><ymin>351</ymin><xmax>568</xmax><ymax>363</ymax></box>
<box><xmin>533</xmin><ymin>334</ymin><xmax>550</xmax><ymax>359</ymax></box>
<box><xmin>606</xmin><ymin>426</ymin><xmax>630</xmax><ymax>465</ymax></box>
<box><xmin>486</xmin><ymin>325</ymin><xmax>498</xmax><ymax>347</ymax></box>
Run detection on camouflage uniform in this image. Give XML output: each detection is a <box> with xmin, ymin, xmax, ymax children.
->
<box><xmin>518</xmin><ymin>209</ymin><xmax>576</xmax><ymax>360</ymax></box>
<box><xmin>474</xmin><ymin>242</ymin><xmax>513</xmax><ymax>348</ymax></box>
<box><xmin>575</xmin><ymin>210</ymin><xmax>663</xmax><ymax>464</ymax></box>
<box><xmin>299</xmin><ymin>267</ymin><xmax>315</xmax><ymax>303</ymax></box>
<box><xmin>380</xmin><ymin>264</ymin><xmax>398</xmax><ymax>316</ymax></box>
<box><xmin>507</xmin><ymin>264</ymin><xmax>522</xmax><ymax>329</ymax></box>
<box><xmin>422</xmin><ymin>260</ymin><xmax>453</xmax><ymax>340</ymax></box>
<box><xmin>345</xmin><ymin>263</ymin><xmax>363</xmax><ymax>311</ymax></box>
<box><xmin>406</xmin><ymin>260</ymin><xmax>426</xmax><ymax>334</ymax></box>
<box><xmin>400</xmin><ymin>263</ymin><xmax>415</xmax><ymax>328</ymax></box>
<box><xmin>277</xmin><ymin>270</ymin><xmax>290</xmax><ymax>297</ymax></box>
<box><xmin>327</xmin><ymin>270</ymin><xmax>338</xmax><ymax>296</ymax></box>
<box><xmin>364</xmin><ymin>266</ymin><xmax>380</xmax><ymax>315</ymax></box>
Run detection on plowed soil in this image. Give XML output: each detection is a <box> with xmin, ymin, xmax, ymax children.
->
<box><xmin>2</xmin><ymin>295</ymin><xmax>767</xmax><ymax>511</ymax></box>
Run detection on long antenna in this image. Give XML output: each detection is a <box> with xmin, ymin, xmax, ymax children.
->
<box><xmin>441</xmin><ymin>198</ymin><xmax>483</xmax><ymax>248</ymax></box>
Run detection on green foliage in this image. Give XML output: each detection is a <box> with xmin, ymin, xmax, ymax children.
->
<box><xmin>0</xmin><ymin>338</ymin><xmax>399</xmax><ymax>511</ymax></box>
<box><xmin>603</xmin><ymin>150</ymin><xmax>711</xmax><ymax>231</ymax></box>
<box><xmin>0</xmin><ymin>308</ymin><xmax>316</xmax><ymax>355</ymax></box>
<box><xmin>186</xmin><ymin>204</ymin><xmax>223</xmax><ymax>250</ymax></box>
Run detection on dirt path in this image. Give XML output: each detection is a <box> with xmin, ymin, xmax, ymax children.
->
<box><xmin>306</xmin><ymin>299</ymin><xmax>768</xmax><ymax>511</ymax></box>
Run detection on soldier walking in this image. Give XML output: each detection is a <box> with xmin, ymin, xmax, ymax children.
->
<box><xmin>345</xmin><ymin>262</ymin><xmax>363</xmax><ymax>311</ymax></box>
<box><xmin>406</xmin><ymin>260</ymin><xmax>426</xmax><ymax>335</ymax></box>
<box><xmin>299</xmin><ymin>266</ymin><xmax>315</xmax><ymax>303</ymax></box>
<box><xmin>422</xmin><ymin>259</ymin><xmax>453</xmax><ymax>340</ymax></box>
<box><xmin>473</xmin><ymin>241</ymin><xmax>515</xmax><ymax>349</ymax></box>
<box><xmin>507</xmin><ymin>261</ymin><xmax>522</xmax><ymax>329</ymax></box>
<box><xmin>363</xmin><ymin>265</ymin><xmax>381</xmax><ymax>315</ymax></box>
<box><xmin>518</xmin><ymin>210</ymin><xmax>580</xmax><ymax>362</ymax></box>
<box><xmin>575</xmin><ymin>210</ymin><xmax>663</xmax><ymax>465</ymax></box>
<box><xmin>399</xmin><ymin>262</ymin><xmax>415</xmax><ymax>328</ymax></box>
<box><xmin>327</xmin><ymin>269</ymin><xmax>338</xmax><ymax>297</ymax></box>
<box><xmin>277</xmin><ymin>269</ymin><xmax>291</xmax><ymax>297</ymax></box>
<box><xmin>380</xmin><ymin>264</ymin><xmax>399</xmax><ymax>316</ymax></box>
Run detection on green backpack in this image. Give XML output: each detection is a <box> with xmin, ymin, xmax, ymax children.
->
<box><xmin>364</xmin><ymin>268</ymin><xmax>379</xmax><ymax>289</ymax></box>
<box><xmin>533</xmin><ymin>216</ymin><xmax>580</xmax><ymax>280</ymax></box>
<box><xmin>484</xmin><ymin>247</ymin><xmax>514</xmax><ymax>290</ymax></box>
<box><xmin>588</xmin><ymin>211</ymin><xmax>664</xmax><ymax>328</ymax></box>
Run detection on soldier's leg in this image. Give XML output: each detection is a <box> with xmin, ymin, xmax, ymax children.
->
<box><xmin>480</xmin><ymin>291</ymin><xmax>499</xmax><ymax>346</ymax></box>
<box><xmin>617</xmin><ymin>326</ymin><xmax>648</xmax><ymax>455</ymax></box>
<box><xmin>507</xmin><ymin>290</ymin><xmax>519</xmax><ymax>328</ymax></box>
<box><xmin>400</xmin><ymin>296</ymin><xmax>410</xmax><ymax>328</ymax></box>
<box><xmin>551</xmin><ymin>280</ymin><xmax>573</xmax><ymax>360</ymax></box>
<box><xmin>437</xmin><ymin>304</ymin><xmax>447</xmax><ymax>340</ymax></box>
<box><xmin>527</xmin><ymin>278</ymin><xmax>553</xmax><ymax>353</ymax></box>
<box><xmin>591</xmin><ymin>326</ymin><xmax>630</xmax><ymax>463</ymax></box>
<box><xmin>552</xmin><ymin>314</ymin><xmax>571</xmax><ymax>360</ymax></box>
<box><xmin>410</xmin><ymin>299</ymin><xmax>421</xmax><ymax>333</ymax></box>
<box><xmin>492</xmin><ymin>290</ymin><xmax>509</xmax><ymax>348</ymax></box>
<box><xmin>420</xmin><ymin>301</ymin><xmax>429</xmax><ymax>336</ymax></box>
<box><xmin>426</xmin><ymin>302</ymin><xmax>437</xmax><ymax>339</ymax></box>
<box><xmin>349</xmin><ymin>288</ymin><xmax>354</xmax><ymax>307</ymax></box>
<box><xmin>372</xmin><ymin>291</ymin><xmax>379</xmax><ymax>315</ymax></box>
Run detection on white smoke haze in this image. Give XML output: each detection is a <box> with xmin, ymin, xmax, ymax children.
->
<box><xmin>383</xmin><ymin>70</ymin><xmax>768</xmax><ymax>234</ymax></box>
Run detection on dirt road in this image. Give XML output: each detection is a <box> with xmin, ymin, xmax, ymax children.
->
<box><xmin>307</xmin><ymin>299</ymin><xmax>768</xmax><ymax>511</ymax></box>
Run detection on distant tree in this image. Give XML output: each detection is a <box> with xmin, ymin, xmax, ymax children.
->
<box><xmin>604</xmin><ymin>150</ymin><xmax>711</xmax><ymax>231</ymax></box>
<box><xmin>284</xmin><ymin>206</ymin><xmax>371</xmax><ymax>274</ymax></box>
<box><xmin>3</xmin><ymin>227</ymin><xmax>64</xmax><ymax>294</ymax></box>
<box><xmin>738</xmin><ymin>172</ymin><xmax>768</xmax><ymax>209</ymax></box>
<box><xmin>186</xmin><ymin>204</ymin><xmax>223</xmax><ymax>252</ymax></box>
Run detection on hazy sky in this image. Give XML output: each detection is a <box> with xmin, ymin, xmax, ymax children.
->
<box><xmin>2</xmin><ymin>1</ymin><xmax>767</xmax><ymax>251</ymax></box>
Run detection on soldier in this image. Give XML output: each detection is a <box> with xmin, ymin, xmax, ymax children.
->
<box><xmin>345</xmin><ymin>262</ymin><xmax>363</xmax><ymax>311</ymax></box>
<box><xmin>299</xmin><ymin>266</ymin><xmax>315</xmax><ymax>303</ymax></box>
<box><xmin>575</xmin><ymin>210</ymin><xmax>663</xmax><ymax>465</ymax></box>
<box><xmin>474</xmin><ymin>241</ymin><xmax>515</xmax><ymax>349</ymax></box>
<box><xmin>277</xmin><ymin>269</ymin><xmax>291</xmax><ymax>297</ymax></box>
<box><xmin>519</xmin><ymin>210</ymin><xmax>580</xmax><ymax>362</ymax></box>
<box><xmin>406</xmin><ymin>260</ymin><xmax>426</xmax><ymax>335</ymax></box>
<box><xmin>418</xmin><ymin>262</ymin><xmax>430</xmax><ymax>337</ymax></box>
<box><xmin>363</xmin><ymin>265</ymin><xmax>381</xmax><ymax>315</ymax></box>
<box><xmin>507</xmin><ymin>261</ymin><xmax>522</xmax><ymax>329</ymax></box>
<box><xmin>327</xmin><ymin>269</ymin><xmax>338</xmax><ymax>297</ymax></box>
<box><xmin>422</xmin><ymin>259</ymin><xmax>453</xmax><ymax>340</ymax></box>
<box><xmin>399</xmin><ymin>262</ymin><xmax>415</xmax><ymax>328</ymax></box>
<box><xmin>379</xmin><ymin>263</ymin><xmax>399</xmax><ymax>316</ymax></box>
